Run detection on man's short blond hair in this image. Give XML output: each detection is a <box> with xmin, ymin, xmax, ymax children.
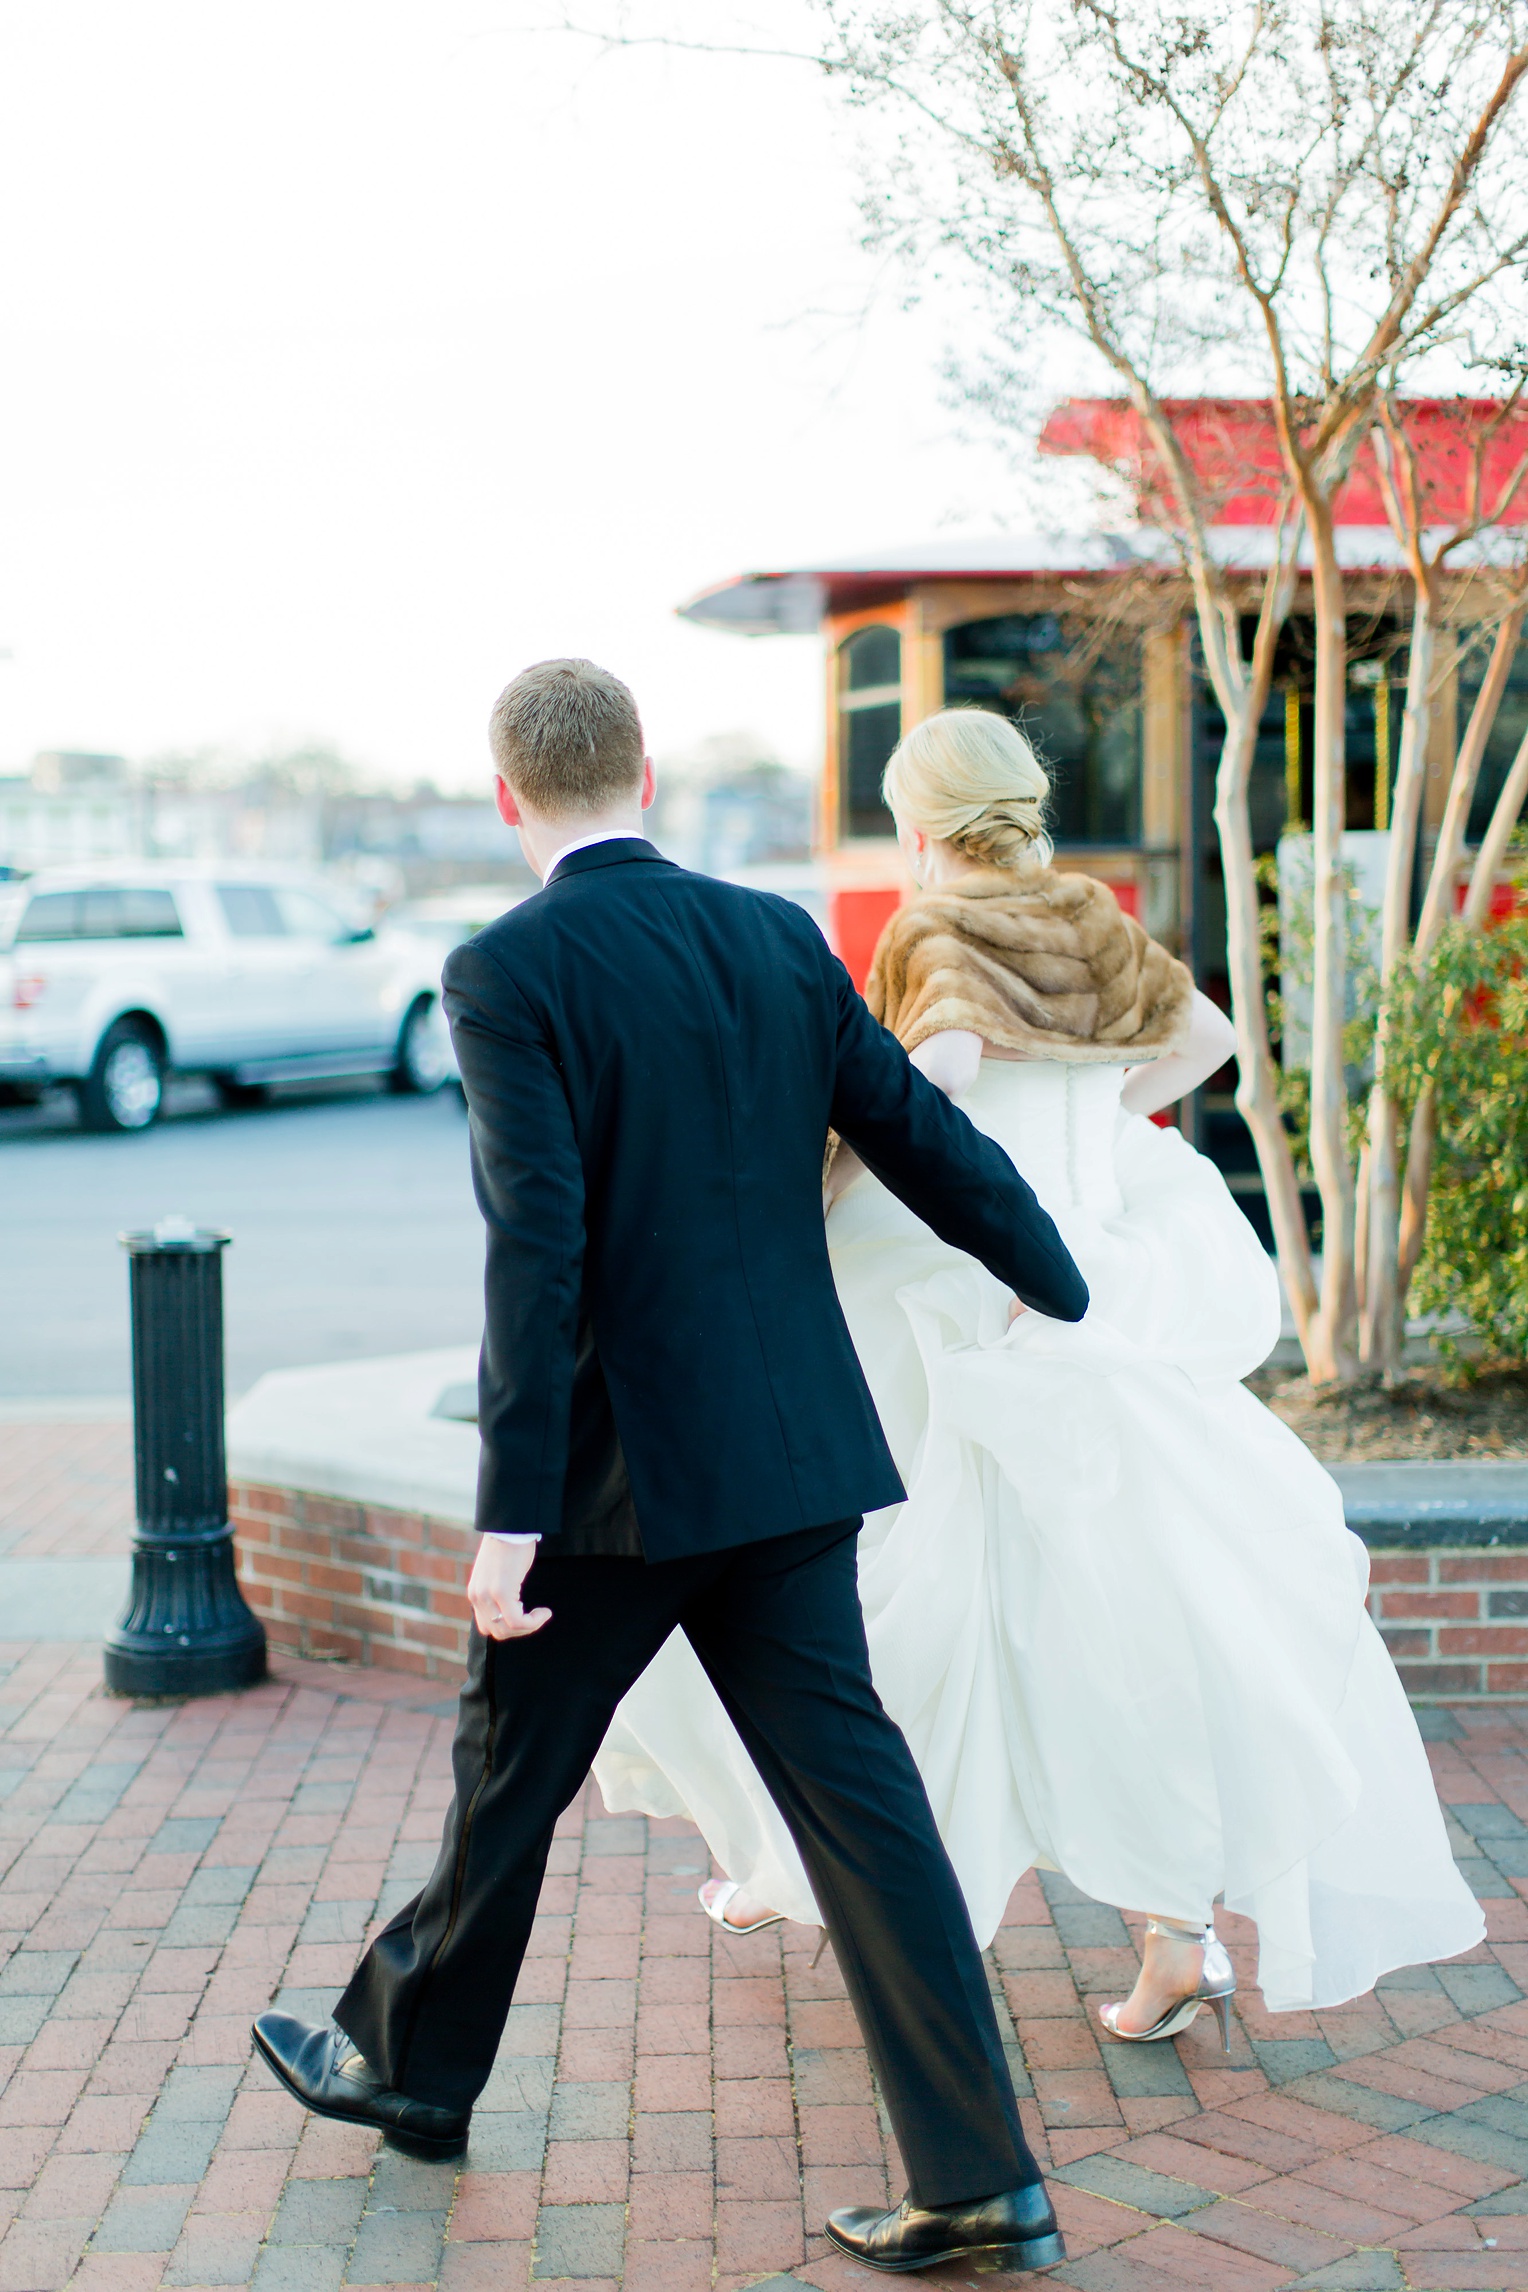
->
<box><xmin>489</xmin><ymin>659</ymin><xmax>645</xmax><ymax>818</ymax></box>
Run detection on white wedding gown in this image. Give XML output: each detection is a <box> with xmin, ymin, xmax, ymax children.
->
<box><xmin>594</xmin><ymin>1059</ymin><xmax>1483</xmax><ymax>2011</ymax></box>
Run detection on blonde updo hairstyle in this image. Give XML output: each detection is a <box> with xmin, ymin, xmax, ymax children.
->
<box><xmin>882</xmin><ymin>707</ymin><xmax>1052</xmax><ymax>871</ymax></box>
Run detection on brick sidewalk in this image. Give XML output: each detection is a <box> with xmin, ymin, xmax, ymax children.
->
<box><xmin>0</xmin><ymin>1426</ymin><xmax>133</xmax><ymax>1561</ymax></box>
<box><xmin>5</xmin><ymin>1428</ymin><xmax>1528</xmax><ymax>2289</ymax></box>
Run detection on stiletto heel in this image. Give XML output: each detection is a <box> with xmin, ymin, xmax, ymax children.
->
<box><xmin>811</xmin><ymin>1932</ymin><xmax>829</xmax><ymax>1970</ymax></box>
<box><xmin>1098</xmin><ymin>1918</ymin><xmax>1236</xmax><ymax>2049</ymax></box>
<box><xmin>1208</xmin><ymin>1988</ymin><xmax>1233</xmax><ymax>2053</ymax></box>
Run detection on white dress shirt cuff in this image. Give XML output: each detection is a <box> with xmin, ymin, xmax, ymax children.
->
<box><xmin>482</xmin><ymin>1531</ymin><xmax>540</xmax><ymax>1544</ymax></box>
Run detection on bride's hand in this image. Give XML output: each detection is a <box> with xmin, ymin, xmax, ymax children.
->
<box><xmin>1008</xmin><ymin>1297</ymin><xmax>1028</xmax><ymax>1325</ymax></box>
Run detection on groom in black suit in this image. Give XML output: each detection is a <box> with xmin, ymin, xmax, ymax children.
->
<box><xmin>254</xmin><ymin>659</ymin><xmax>1088</xmax><ymax>2275</ymax></box>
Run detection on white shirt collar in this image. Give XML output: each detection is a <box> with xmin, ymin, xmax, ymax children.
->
<box><xmin>542</xmin><ymin>827</ymin><xmax>647</xmax><ymax>882</ymax></box>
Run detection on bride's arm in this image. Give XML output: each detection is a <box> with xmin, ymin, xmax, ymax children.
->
<box><xmin>909</xmin><ymin>1028</ymin><xmax>984</xmax><ymax>1098</ymax></box>
<box><xmin>825</xmin><ymin>1029</ymin><xmax>984</xmax><ymax>1207</ymax></box>
<box><xmin>1119</xmin><ymin>990</ymin><xmax>1236</xmax><ymax>1119</ymax></box>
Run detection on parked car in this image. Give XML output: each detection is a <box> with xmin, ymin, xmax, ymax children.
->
<box><xmin>382</xmin><ymin>883</ymin><xmax>527</xmax><ymax>951</ymax></box>
<box><xmin>0</xmin><ymin>862</ymin><xmax>457</xmax><ymax>1132</ymax></box>
<box><xmin>380</xmin><ymin>885</ymin><xmax>530</xmax><ymax>1086</ymax></box>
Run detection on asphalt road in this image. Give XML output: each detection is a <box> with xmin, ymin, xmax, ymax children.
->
<box><xmin>0</xmin><ymin>1079</ymin><xmax>485</xmax><ymax>1400</ymax></box>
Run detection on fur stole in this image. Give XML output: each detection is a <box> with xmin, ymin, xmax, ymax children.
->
<box><xmin>864</xmin><ymin>864</ymin><xmax>1194</xmax><ymax>1064</ymax></box>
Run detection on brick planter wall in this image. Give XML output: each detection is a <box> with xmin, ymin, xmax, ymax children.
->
<box><xmin>230</xmin><ymin>1475</ymin><xmax>1528</xmax><ymax>1702</ymax></box>
<box><xmin>1369</xmin><ymin>1550</ymin><xmax>1528</xmax><ymax>1699</ymax></box>
<box><xmin>230</xmin><ymin>1481</ymin><xmax>474</xmax><ymax>1683</ymax></box>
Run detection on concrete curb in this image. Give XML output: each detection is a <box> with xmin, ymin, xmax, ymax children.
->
<box><xmin>1330</xmin><ymin>1461</ymin><xmax>1528</xmax><ymax>1548</ymax></box>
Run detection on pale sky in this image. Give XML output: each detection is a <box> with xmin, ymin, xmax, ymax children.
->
<box><xmin>0</xmin><ymin>1</ymin><xmax>1041</xmax><ymax>791</ymax></box>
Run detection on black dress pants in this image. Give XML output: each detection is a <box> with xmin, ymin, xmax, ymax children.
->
<box><xmin>334</xmin><ymin>1519</ymin><xmax>1037</xmax><ymax>2209</ymax></box>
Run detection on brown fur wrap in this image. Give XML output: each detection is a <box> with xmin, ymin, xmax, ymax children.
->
<box><xmin>864</xmin><ymin>864</ymin><xmax>1194</xmax><ymax>1064</ymax></box>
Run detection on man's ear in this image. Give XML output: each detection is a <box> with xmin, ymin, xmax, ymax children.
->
<box><xmin>493</xmin><ymin>775</ymin><xmax>522</xmax><ymax>829</ymax></box>
<box><xmin>640</xmin><ymin>756</ymin><xmax>657</xmax><ymax>811</ymax></box>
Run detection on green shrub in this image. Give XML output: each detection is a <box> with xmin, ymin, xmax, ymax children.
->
<box><xmin>1256</xmin><ymin>845</ymin><xmax>1528</xmax><ymax>1368</ymax></box>
<box><xmin>1383</xmin><ymin>876</ymin><xmax>1528</xmax><ymax>1373</ymax></box>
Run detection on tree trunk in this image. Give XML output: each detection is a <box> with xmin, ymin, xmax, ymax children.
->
<box><xmin>1416</xmin><ymin>602</ymin><xmax>1526</xmax><ymax>953</ymax></box>
<box><xmin>1462</xmin><ymin>721</ymin><xmax>1528</xmax><ymax>928</ymax></box>
<box><xmin>1212</xmin><ymin>690</ymin><xmax>1320</xmax><ymax>1351</ymax></box>
<box><xmin>1363</xmin><ymin>1084</ymin><xmax>1404</xmax><ymax>1377</ymax></box>
<box><xmin>1361</xmin><ymin>588</ymin><xmax>1435</xmax><ymax>1378</ymax></box>
<box><xmin>1305</xmin><ymin>503</ymin><xmax>1358</xmax><ymax>1382</ymax></box>
<box><xmin>1397</xmin><ymin>1084</ymin><xmax>1437</xmax><ymax>1294</ymax></box>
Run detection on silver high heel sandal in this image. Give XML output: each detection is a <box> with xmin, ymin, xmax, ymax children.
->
<box><xmin>699</xmin><ymin>1886</ymin><xmax>833</xmax><ymax>1968</ymax></box>
<box><xmin>1098</xmin><ymin>1918</ymin><xmax>1236</xmax><ymax>2052</ymax></box>
<box><xmin>698</xmin><ymin>1881</ymin><xmax>785</xmax><ymax>1936</ymax></box>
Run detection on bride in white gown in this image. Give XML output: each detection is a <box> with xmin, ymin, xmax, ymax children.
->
<box><xmin>594</xmin><ymin>706</ymin><xmax>1483</xmax><ymax>2039</ymax></box>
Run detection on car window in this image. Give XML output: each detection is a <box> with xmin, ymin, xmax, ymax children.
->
<box><xmin>216</xmin><ymin>884</ymin><xmax>288</xmax><ymax>937</ymax></box>
<box><xmin>15</xmin><ymin>891</ymin><xmax>83</xmax><ymax>941</ymax></box>
<box><xmin>83</xmin><ymin>888</ymin><xmax>182</xmax><ymax>938</ymax></box>
<box><xmin>275</xmin><ymin>887</ymin><xmax>349</xmax><ymax>941</ymax></box>
<box><xmin>13</xmin><ymin>886</ymin><xmax>185</xmax><ymax>941</ymax></box>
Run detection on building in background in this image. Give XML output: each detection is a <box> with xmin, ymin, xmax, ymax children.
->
<box><xmin>143</xmin><ymin>769</ymin><xmax>324</xmax><ymax>869</ymax></box>
<box><xmin>323</xmin><ymin>787</ymin><xmax>533</xmax><ymax>901</ymax></box>
<box><xmin>647</xmin><ymin>734</ymin><xmax>814</xmax><ymax>878</ymax></box>
<box><xmin>0</xmin><ymin>754</ymin><xmax>533</xmax><ymax>905</ymax></box>
<box><xmin>0</xmin><ymin>754</ymin><xmax>143</xmax><ymax>871</ymax></box>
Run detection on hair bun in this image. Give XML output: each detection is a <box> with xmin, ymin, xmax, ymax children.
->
<box><xmin>955</xmin><ymin>800</ymin><xmax>1047</xmax><ymax>870</ymax></box>
<box><xmin>882</xmin><ymin>708</ymin><xmax>1052</xmax><ymax>870</ymax></box>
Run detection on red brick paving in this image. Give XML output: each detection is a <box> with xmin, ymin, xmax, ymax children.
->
<box><xmin>0</xmin><ymin>1423</ymin><xmax>133</xmax><ymax>1559</ymax></box>
<box><xmin>4</xmin><ymin>1427</ymin><xmax>1528</xmax><ymax>2285</ymax></box>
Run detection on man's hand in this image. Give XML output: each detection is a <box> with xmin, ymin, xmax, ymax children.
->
<box><xmin>468</xmin><ymin>1537</ymin><xmax>552</xmax><ymax>1639</ymax></box>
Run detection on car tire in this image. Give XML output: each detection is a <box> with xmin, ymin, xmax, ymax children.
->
<box><xmin>80</xmin><ymin>1018</ymin><xmax>166</xmax><ymax>1133</ymax></box>
<box><xmin>212</xmin><ymin>1075</ymin><xmax>269</xmax><ymax>1111</ymax></box>
<box><xmin>391</xmin><ymin>996</ymin><xmax>454</xmax><ymax>1095</ymax></box>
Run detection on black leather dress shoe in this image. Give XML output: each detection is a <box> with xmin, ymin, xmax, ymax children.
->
<box><xmin>252</xmin><ymin>2012</ymin><xmax>469</xmax><ymax>2161</ymax></box>
<box><xmin>825</xmin><ymin>2182</ymin><xmax>1065</xmax><ymax>2273</ymax></box>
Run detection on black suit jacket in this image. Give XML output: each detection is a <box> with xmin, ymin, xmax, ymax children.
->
<box><xmin>441</xmin><ymin>840</ymin><xmax>1088</xmax><ymax>1562</ymax></box>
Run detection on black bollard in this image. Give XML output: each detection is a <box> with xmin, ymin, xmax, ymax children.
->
<box><xmin>103</xmin><ymin>1218</ymin><xmax>266</xmax><ymax>1699</ymax></box>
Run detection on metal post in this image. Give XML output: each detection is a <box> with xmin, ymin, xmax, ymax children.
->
<box><xmin>103</xmin><ymin>1218</ymin><xmax>266</xmax><ymax>1699</ymax></box>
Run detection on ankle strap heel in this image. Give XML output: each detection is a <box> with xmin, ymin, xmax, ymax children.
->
<box><xmin>1098</xmin><ymin>1919</ymin><xmax>1237</xmax><ymax>2052</ymax></box>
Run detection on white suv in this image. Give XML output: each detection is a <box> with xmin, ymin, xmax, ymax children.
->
<box><xmin>0</xmin><ymin>861</ymin><xmax>459</xmax><ymax>1131</ymax></box>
